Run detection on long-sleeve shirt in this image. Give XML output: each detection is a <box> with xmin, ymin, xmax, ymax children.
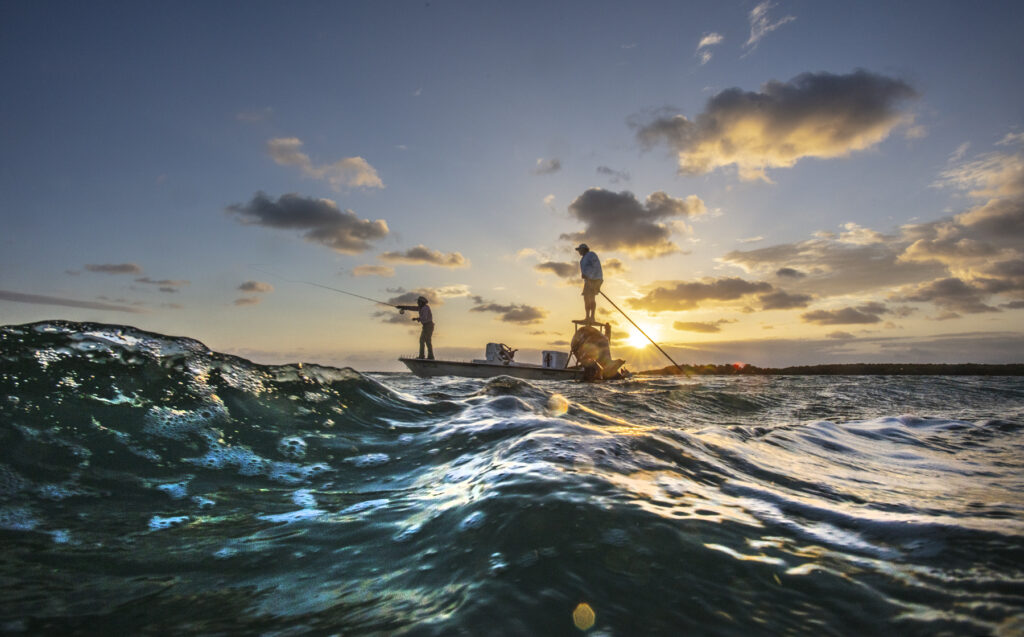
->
<box><xmin>397</xmin><ymin>304</ymin><xmax>433</xmax><ymax>324</ymax></box>
<box><xmin>580</xmin><ymin>251</ymin><xmax>603</xmax><ymax>280</ymax></box>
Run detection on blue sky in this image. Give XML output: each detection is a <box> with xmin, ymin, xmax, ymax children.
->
<box><xmin>2</xmin><ymin>0</ymin><xmax>1023</xmax><ymax>370</ymax></box>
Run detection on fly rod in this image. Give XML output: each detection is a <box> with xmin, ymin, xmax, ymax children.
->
<box><xmin>250</xmin><ymin>265</ymin><xmax>398</xmax><ymax>308</ymax></box>
<box><xmin>600</xmin><ymin>291</ymin><xmax>687</xmax><ymax>375</ymax></box>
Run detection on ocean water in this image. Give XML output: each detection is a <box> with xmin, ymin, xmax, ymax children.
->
<box><xmin>2</xmin><ymin>321</ymin><xmax>1023</xmax><ymax>636</ymax></box>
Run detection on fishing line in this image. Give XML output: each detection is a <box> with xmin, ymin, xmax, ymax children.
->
<box><xmin>600</xmin><ymin>291</ymin><xmax>686</xmax><ymax>375</ymax></box>
<box><xmin>249</xmin><ymin>264</ymin><xmax>399</xmax><ymax>308</ymax></box>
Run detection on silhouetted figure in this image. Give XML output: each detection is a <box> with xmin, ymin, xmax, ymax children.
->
<box><xmin>397</xmin><ymin>296</ymin><xmax>434</xmax><ymax>359</ymax></box>
<box><xmin>576</xmin><ymin>243</ymin><xmax>603</xmax><ymax>323</ymax></box>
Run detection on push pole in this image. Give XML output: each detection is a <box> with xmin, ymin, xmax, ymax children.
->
<box><xmin>600</xmin><ymin>291</ymin><xmax>688</xmax><ymax>375</ymax></box>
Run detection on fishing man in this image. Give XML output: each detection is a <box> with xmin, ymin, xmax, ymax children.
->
<box><xmin>397</xmin><ymin>296</ymin><xmax>434</xmax><ymax>359</ymax></box>
<box><xmin>576</xmin><ymin>243</ymin><xmax>603</xmax><ymax>324</ymax></box>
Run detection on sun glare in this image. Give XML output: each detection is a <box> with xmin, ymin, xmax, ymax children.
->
<box><xmin>625</xmin><ymin>324</ymin><xmax>660</xmax><ymax>349</ymax></box>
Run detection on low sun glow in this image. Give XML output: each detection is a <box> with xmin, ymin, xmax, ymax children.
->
<box><xmin>624</xmin><ymin>323</ymin><xmax>660</xmax><ymax>349</ymax></box>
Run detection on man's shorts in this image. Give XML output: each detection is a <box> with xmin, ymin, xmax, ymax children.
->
<box><xmin>582</xmin><ymin>278</ymin><xmax>603</xmax><ymax>297</ymax></box>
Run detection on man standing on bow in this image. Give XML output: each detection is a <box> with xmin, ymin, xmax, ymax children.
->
<box><xmin>397</xmin><ymin>296</ymin><xmax>434</xmax><ymax>359</ymax></box>
<box><xmin>576</xmin><ymin>243</ymin><xmax>603</xmax><ymax>324</ymax></box>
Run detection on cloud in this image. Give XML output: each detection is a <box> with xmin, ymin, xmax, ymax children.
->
<box><xmin>238</xmin><ymin>280</ymin><xmax>274</xmax><ymax>293</ymax></box>
<box><xmin>801</xmin><ymin>303</ymin><xmax>889</xmax><ymax>325</ymax></box>
<box><xmin>267</xmin><ymin>137</ymin><xmax>383</xmax><ymax>190</ymax></box>
<box><xmin>838</xmin><ymin>222</ymin><xmax>886</xmax><ymax>245</ymax></box>
<box><xmin>627</xmin><ymin>277</ymin><xmax>773</xmax><ymax>311</ymax></box>
<box><xmin>635</xmin><ymin>70</ymin><xmax>917</xmax><ymax>181</ymax></box>
<box><xmin>673</xmin><ymin>319</ymin><xmax>734</xmax><ymax>333</ymax></box>
<box><xmin>745</xmin><ymin>1</ymin><xmax>795</xmax><ymax>50</ymax></box>
<box><xmin>826</xmin><ymin>331</ymin><xmax>856</xmax><ymax>340</ymax></box>
<box><xmin>226</xmin><ymin>192</ymin><xmax>389</xmax><ymax>254</ymax></box>
<box><xmin>233</xmin><ymin>297</ymin><xmax>262</xmax><ymax>306</ymax></box>
<box><xmin>897</xmin><ymin>277</ymin><xmax>1000</xmax><ymax>314</ymax></box>
<box><xmin>136</xmin><ymin>277</ymin><xmax>190</xmax><ymax>293</ymax></box>
<box><xmin>535</xmin><ymin>261</ymin><xmax>577</xmax><ymax>278</ymax></box>
<box><xmin>470</xmin><ymin>297</ymin><xmax>548</xmax><ymax>324</ymax></box>
<box><xmin>604</xmin><ymin>258</ymin><xmax>627</xmax><ymax>275</ymax></box>
<box><xmin>758</xmin><ymin>290</ymin><xmax>813</xmax><ymax>309</ymax></box>
<box><xmin>597</xmin><ymin>166</ymin><xmax>630</xmax><ymax>183</ymax></box>
<box><xmin>0</xmin><ymin>290</ymin><xmax>146</xmax><ymax>313</ymax></box>
<box><xmin>723</xmin><ymin>234</ymin><xmax>945</xmax><ymax>298</ymax></box>
<box><xmin>85</xmin><ymin>263</ymin><xmax>143</xmax><ymax>275</ymax></box>
<box><xmin>351</xmin><ymin>265</ymin><xmax>395</xmax><ymax>277</ymax></box>
<box><xmin>561</xmin><ymin>188</ymin><xmax>707</xmax><ymax>257</ymax></box>
<box><xmin>695</xmin><ymin>32</ymin><xmax>724</xmax><ymax>65</ymax></box>
<box><xmin>534</xmin><ymin>158</ymin><xmax>561</xmax><ymax>175</ymax></box>
<box><xmin>378</xmin><ymin>245</ymin><xmax>469</xmax><ymax>268</ymax></box>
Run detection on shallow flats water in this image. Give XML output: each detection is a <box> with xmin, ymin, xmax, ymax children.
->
<box><xmin>2</xmin><ymin>321</ymin><xmax>1023</xmax><ymax>635</ymax></box>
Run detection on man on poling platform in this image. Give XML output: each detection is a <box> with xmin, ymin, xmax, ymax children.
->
<box><xmin>575</xmin><ymin>243</ymin><xmax>603</xmax><ymax>324</ymax></box>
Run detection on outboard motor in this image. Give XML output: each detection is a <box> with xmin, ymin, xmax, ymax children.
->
<box><xmin>570</xmin><ymin>326</ymin><xmax>626</xmax><ymax>380</ymax></box>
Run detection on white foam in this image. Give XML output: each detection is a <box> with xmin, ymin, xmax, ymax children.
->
<box><xmin>291</xmin><ymin>489</ymin><xmax>317</xmax><ymax>508</ymax></box>
<box><xmin>157</xmin><ymin>482</ymin><xmax>189</xmax><ymax>500</ymax></box>
<box><xmin>344</xmin><ymin>453</ymin><xmax>390</xmax><ymax>468</ymax></box>
<box><xmin>339</xmin><ymin>499</ymin><xmax>389</xmax><ymax>515</ymax></box>
<box><xmin>258</xmin><ymin>508</ymin><xmax>326</xmax><ymax>524</ymax></box>
<box><xmin>148</xmin><ymin>515</ymin><xmax>189</xmax><ymax>531</ymax></box>
<box><xmin>278</xmin><ymin>436</ymin><xmax>307</xmax><ymax>459</ymax></box>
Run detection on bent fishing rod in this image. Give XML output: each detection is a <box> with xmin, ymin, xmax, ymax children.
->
<box><xmin>250</xmin><ymin>265</ymin><xmax>399</xmax><ymax>308</ymax></box>
<box><xmin>600</xmin><ymin>291</ymin><xmax>687</xmax><ymax>375</ymax></box>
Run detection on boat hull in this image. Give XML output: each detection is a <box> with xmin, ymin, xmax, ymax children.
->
<box><xmin>399</xmin><ymin>357</ymin><xmax>582</xmax><ymax>380</ymax></box>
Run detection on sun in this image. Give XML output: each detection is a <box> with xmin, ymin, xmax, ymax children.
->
<box><xmin>624</xmin><ymin>323</ymin><xmax>660</xmax><ymax>349</ymax></box>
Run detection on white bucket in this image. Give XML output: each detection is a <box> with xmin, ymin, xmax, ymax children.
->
<box><xmin>542</xmin><ymin>351</ymin><xmax>569</xmax><ymax>369</ymax></box>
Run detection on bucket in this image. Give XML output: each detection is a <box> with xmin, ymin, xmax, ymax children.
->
<box><xmin>542</xmin><ymin>351</ymin><xmax>569</xmax><ymax>369</ymax></box>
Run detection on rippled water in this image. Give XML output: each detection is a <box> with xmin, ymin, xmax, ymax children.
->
<box><xmin>2</xmin><ymin>321</ymin><xmax>1023</xmax><ymax>635</ymax></box>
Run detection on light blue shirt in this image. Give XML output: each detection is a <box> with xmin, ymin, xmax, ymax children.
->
<box><xmin>580</xmin><ymin>251</ymin><xmax>602</xmax><ymax>280</ymax></box>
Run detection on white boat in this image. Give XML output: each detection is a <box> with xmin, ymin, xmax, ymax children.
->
<box><xmin>399</xmin><ymin>356</ymin><xmax>583</xmax><ymax>380</ymax></box>
<box><xmin>399</xmin><ymin>322</ymin><xmax>628</xmax><ymax>381</ymax></box>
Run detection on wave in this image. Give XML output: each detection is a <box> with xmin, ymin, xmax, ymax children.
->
<box><xmin>2</xmin><ymin>321</ymin><xmax>1023</xmax><ymax>635</ymax></box>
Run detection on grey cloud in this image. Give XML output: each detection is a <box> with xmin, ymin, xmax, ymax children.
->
<box><xmin>635</xmin><ymin>70</ymin><xmax>917</xmax><ymax>181</ymax></box>
<box><xmin>470</xmin><ymin>296</ymin><xmax>547</xmax><ymax>324</ymax></box>
<box><xmin>226</xmin><ymin>192</ymin><xmax>389</xmax><ymax>254</ymax></box>
<box><xmin>776</xmin><ymin>267</ymin><xmax>806</xmax><ymax>278</ymax></box>
<box><xmin>351</xmin><ymin>265</ymin><xmax>395</xmax><ymax>277</ymax></box>
<box><xmin>724</xmin><ymin>236</ymin><xmax>945</xmax><ymax>298</ymax></box>
<box><xmin>561</xmin><ymin>188</ymin><xmax>706</xmax><ymax>257</ymax></box>
<box><xmin>627</xmin><ymin>277</ymin><xmax>772</xmax><ymax>312</ymax></box>
<box><xmin>801</xmin><ymin>305</ymin><xmax>886</xmax><ymax>325</ymax></box>
<box><xmin>899</xmin><ymin>277</ymin><xmax>1000</xmax><ymax>314</ymax></box>
<box><xmin>597</xmin><ymin>166</ymin><xmax>630</xmax><ymax>183</ymax></box>
<box><xmin>673</xmin><ymin>319</ymin><xmax>735</xmax><ymax>333</ymax></box>
<box><xmin>233</xmin><ymin>297</ymin><xmax>262</xmax><ymax>306</ymax></box>
<box><xmin>136</xmin><ymin>277</ymin><xmax>190</xmax><ymax>293</ymax></box>
<box><xmin>758</xmin><ymin>290</ymin><xmax>813</xmax><ymax>310</ymax></box>
<box><xmin>535</xmin><ymin>261</ymin><xmax>577</xmax><ymax>278</ymax></box>
<box><xmin>85</xmin><ymin>263</ymin><xmax>143</xmax><ymax>275</ymax></box>
<box><xmin>378</xmin><ymin>245</ymin><xmax>468</xmax><ymax>268</ymax></box>
<box><xmin>238</xmin><ymin>280</ymin><xmax>274</xmax><ymax>293</ymax></box>
<box><xmin>0</xmin><ymin>290</ymin><xmax>145</xmax><ymax>313</ymax></box>
<box><xmin>826</xmin><ymin>331</ymin><xmax>856</xmax><ymax>340</ymax></box>
<box><xmin>534</xmin><ymin>158</ymin><xmax>561</xmax><ymax>175</ymax></box>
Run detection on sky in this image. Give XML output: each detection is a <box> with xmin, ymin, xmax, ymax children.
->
<box><xmin>2</xmin><ymin>0</ymin><xmax>1023</xmax><ymax>371</ymax></box>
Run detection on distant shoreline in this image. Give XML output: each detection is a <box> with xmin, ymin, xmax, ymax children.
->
<box><xmin>641</xmin><ymin>363</ymin><xmax>1024</xmax><ymax>376</ymax></box>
